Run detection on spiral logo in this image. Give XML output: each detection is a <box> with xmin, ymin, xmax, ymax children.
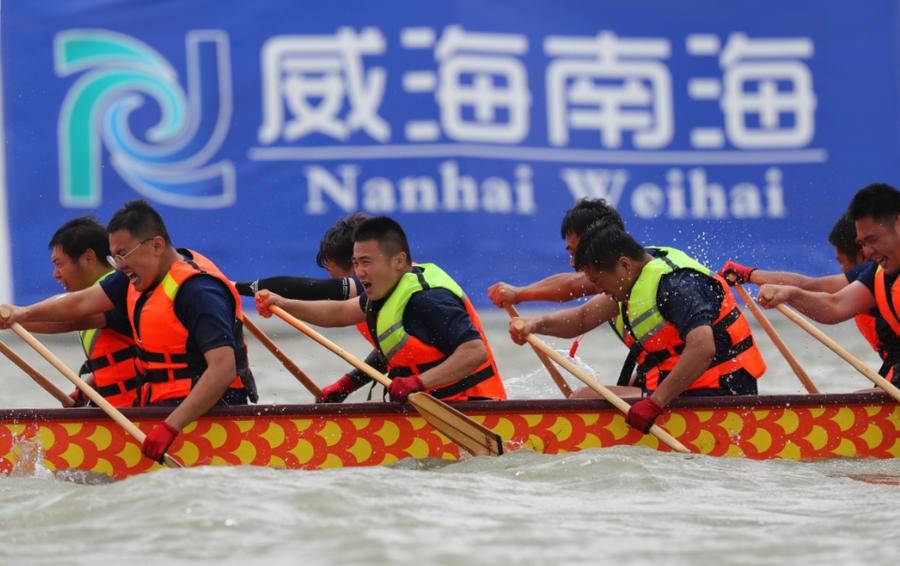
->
<box><xmin>55</xmin><ymin>29</ymin><xmax>234</xmax><ymax>209</ymax></box>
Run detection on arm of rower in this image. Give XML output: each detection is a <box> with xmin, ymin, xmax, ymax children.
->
<box><xmin>489</xmin><ymin>272</ymin><xmax>599</xmax><ymax>307</ymax></box>
<box><xmin>164</xmin><ymin>346</ymin><xmax>236</xmax><ymax>431</ymax></box>
<box><xmin>22</xmin><ymin>313</ymin><xmax>107</xmax><ymax>333</ymax></box>
<box><xmin>518</xmin><ymin>272</ymin><xmax>599</xmax><ymax>303</ymax></box>
<box><xmin>1</xmin><ymin>285</ymin><xmax>113</xmax><ymax>327</ymax></box>
<box><xmin>759</xmin><ymin>280</ymin><xmax>874</xmax><ymax>324</ymax></box>
<box><xmin>256</xmin><ymin>290</ymin><xmax>365</xmax><ymax>327</ymax></box>
<box><xmin>535</xmin><ymin>293</ymin><xmax>618</xmax><ymax>338</ymax></box>
<box><xmin>419</xmin><ymin>338</ymin><xmax>487</xmax><ymax>389</ymax></box>
<box><xmin>649</xmin><ymin>326</ymin><xmax>716</xmax><ymax>407</ymax></box>
<box><xmin>509</xmin><ymin>293</ymin><xmax>618</xmax><ymax>344</ymax></box>
<box><xmin>751</xmin><ymin>270</ymin><xmax>848</xmax><ymax>293</ymax></box>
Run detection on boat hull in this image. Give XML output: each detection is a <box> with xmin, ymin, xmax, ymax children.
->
<box><xmin>1</xmin><ymin>392</ymin><xmax>897</xmax><ymax>479</ymax></box>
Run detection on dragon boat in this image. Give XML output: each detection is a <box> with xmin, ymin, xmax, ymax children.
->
<box><xmin>1</xmin><ymin>391</ymin><xmax>897</xmax><ymax>479</ymax></box>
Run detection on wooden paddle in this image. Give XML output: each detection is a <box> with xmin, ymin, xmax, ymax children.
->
<box><xmin>0</xmin><ymin>338</ymin><xmax>74</xmax><ymax>407</ymax></box>
<box><xmin>6</xmin><ymin>321</ymin><xmax>184</xmax><ymax>468</ymax></box>
<box><xmin>773</xmin><ymin>303</ymin><xmax>900</xmax><ymax>403</ymax></box>
<box><xmin>733</xmin><ymin>285</ymin><xmax>820</xmax><ymax>394</ymax></box>
<box><xmin>270</xmin><ymin>306</ymin><xmax>504</xmax><ymax>457</ymax></box>
<box><xmin>504</xmin><ymin>305</ymin><xmax>573</xmax><ymax>398</ymax></box>
<box><xmin>242</xmin><ymin>315</ymin><xmax>324</xmax><ymax>399</ymax></box>
<box><xmin>512</xmin><ymin>320</ymin><xmax>690</xmax><ymax>453</ymax></box>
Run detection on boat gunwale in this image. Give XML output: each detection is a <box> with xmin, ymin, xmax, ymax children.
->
<box><xmin>0</xmin><ymin>391</ymin><xmax>892</xmax><ymax>422</ymax></box>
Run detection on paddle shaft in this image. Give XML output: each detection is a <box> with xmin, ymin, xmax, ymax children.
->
<box><xmin>505</xmin><ymin>305</ymin><xmax>573</xmax><ymax>398</ymax></box>
<box><xmin>514</xmin><ymin>322</ymin><xmax>689</xmax><ymax>453</ymax></box>
<box><xmin>8</xmin><ymin>323</ymin><xmax>183</xmax><ymax>468</ymax></box>
<box><xmin>775</xmin><ymin>305</ymin><xmax>900</xmax><ymax>403</ymax></box>
<box><xmin>271</xmin><ymin>307</ymin><xmax>390</xmax><ymax>387</ymax></box>
<box><xmin>0</xmin><ymin>338</ymin><xmax>74</xmax><ymax>407</ymax></box>
<box><xmin>242</xmin><ymin>316</ymin><xmax>324</xmax><ymax>399</ymax></box>
<box><xmin>734</xmin><ymin>286</ymin><xmax>819</xmax><ymax>394</ymax></box>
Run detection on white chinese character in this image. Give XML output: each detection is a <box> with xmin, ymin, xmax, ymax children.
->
<box><xmin>719</xmin><ymin>33</ymin><xmax>816</xmax><ymax>148</ymax></box>
<box><xmin>545</xmin><ymin>32</ymin><xmax>673</xmax><ymax>149</ymax></box>
<box><xmin>258</xmin><ymin>28</ymin><xmax>390</xmax><ymax>144</ymax></box>
<box><xmin>400</xmin><ymin>26</ymin><xmax>531</xmax><ymax>143</ymax></box>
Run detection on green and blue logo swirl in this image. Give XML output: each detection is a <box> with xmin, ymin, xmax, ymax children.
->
<box><xmin>55</xmin><ymin>29</ymin><xmax>234</xmax><ymax>208</ymax></box>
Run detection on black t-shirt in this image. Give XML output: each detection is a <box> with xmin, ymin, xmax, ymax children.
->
<box><xmin>360</xmin><ymin>279</ymin><xmax>480</xmax><ymax>355</ymax></box>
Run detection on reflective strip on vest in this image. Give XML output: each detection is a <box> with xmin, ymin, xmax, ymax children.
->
<box><xmin>374</xmin><ymin>264</ymin><xmax>465</xmax><ymax>358</ymax></box>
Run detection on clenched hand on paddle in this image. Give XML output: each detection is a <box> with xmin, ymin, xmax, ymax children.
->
<box><xmin>255</xmin><ymin>290</ymin><xmax>504</xmax><ymax>457</ymax></box>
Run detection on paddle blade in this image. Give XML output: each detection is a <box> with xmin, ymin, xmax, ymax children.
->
<box><xmin>408</xmin><ymin>392</ymin><xmax>503</xmax><ymax>457</ymax></box>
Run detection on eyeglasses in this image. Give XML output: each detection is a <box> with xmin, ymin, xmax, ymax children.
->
<box><xmin>107</xmin><ymin>238</ymin><xmax>152</xmax><ymax>267</ymax></box>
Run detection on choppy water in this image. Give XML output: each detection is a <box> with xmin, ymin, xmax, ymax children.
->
<box><xmin>1</xmin><ymin>310</ymin><xmax>898</xmax><ymax>565</ymax></box>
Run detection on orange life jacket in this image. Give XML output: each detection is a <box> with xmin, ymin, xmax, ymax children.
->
<box><xmin>871</xmin><ymin>266</ymin><xmax>900</xmax><ymax>379</ymax></box>
<box><xmin>612</xmin><ymin>248</ymin><xmax>766</xmax><ymax>392</ymax></box>
<box><xmin>126</xmin><ymin>249</ymin><xmax>256</xmax><ymax>406</ymax></box>
<box><xmin>359</xmin><ymin>264</ymin><xmax>506</xmax><ymax>401</ymax></box>
<box><xmin>78</xmin><ymin>326</ymin><xmax>139</xmax><ymax>407</ymax></box>
<box><xmin>854</xmin><ymin>311</ymin><xmax>896</xmax><ymax>378</ymax></box>
<box><xmin>77</xmin><ymin>270</ymin><xmax>140</xmax><ymax>407</ymax></box>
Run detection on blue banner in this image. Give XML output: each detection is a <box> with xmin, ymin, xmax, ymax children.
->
<box><xmin>3</xmin><ymin>0</ymin><xmax>899</xmax><ymax>306</ymax></box>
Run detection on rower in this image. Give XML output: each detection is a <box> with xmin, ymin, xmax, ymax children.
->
<box><xmin>255</xmin><ymin>216</ymin><xmax>506</xmax><ymax>402</ymax></box>
<box><xmin>510</xmin><ymin>225</ymin><xmax>766</xmax><ymax>434</ymax></box>
<box><xmin>42</xmin><ymin>217</ymin><xmax>140</xmax><ymax>407</ymax></box>
<box><xmin>234</xmin><ymin>212</ymin><xmax>385</xmax><ymax>403</ymax></box>
<box><xmin>493</xmin><ymin>198</ymin><xmax>646</xmax><ymax>398</ymax></box>
<box><xmin>759</xmin><ymin>183</ymin><xmax>900</xmax><ymax>388</ymax></box>
<box><xmin>720</xmin><ymin>212</ymin><xmax>899</xmax><ymax>382</ymax></box>
<box><xmin>0</xmin><ymin>200</ymin><xmax>257</xmax><ymax>463</ymax></box>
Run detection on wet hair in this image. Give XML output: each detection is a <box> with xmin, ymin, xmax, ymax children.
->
<box><xmin>827</xmin><ymin>212</ymin><xmax>862</xmax><ymax>260</ymax></box>
<box><xmin>848</xmin><ymin>183</ymin><xmax>900</xmax><ymax>225</ymax></box>
<box><xmin>48</xmin><ymin>216</ymin><xmax>111</xmax><ymax>266</ymax></box>
<box><xmin>353</xmin><ymin>216</ymin><xmax>412</xmax><ymax>263</ymax></box>
<box><xmin>559</xmin><ymin>198</ymin><xmax>625</xmax><ymax>239</ymax></box>
<box><xmin>106</xmin><ymin>200</ymin><xmax>171</xmax><ymax>244</ymax></box>
<box><xmin>573</xmin><ymin>225</ymin><xmax>644</xmax><ymax>272</ymax></box>
<box><xmin>316</xmin><ymin>212</ymin><xmax>369</xmax><ymax>271</ymax></box>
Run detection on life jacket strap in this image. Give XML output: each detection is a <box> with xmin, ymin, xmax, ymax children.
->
<box><xmin>428</xmin><ymin>364</ymin><xmax>495</xmax><ymax>399</ymax></box>
<box><xmin>93</xmin><ymin>375</ymin><xmax>141</xmax><ymax>397</ymax></box>
<box><xmin>78</xmin><ymin>346</ymin><xmax>138</xmax><ymax>376</ymax></box>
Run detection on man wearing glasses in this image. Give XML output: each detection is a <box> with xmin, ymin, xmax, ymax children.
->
<box><xmin>0</xmin><ymin>200</ymin><xmax>257</xmax><ymax>464</ymax></box>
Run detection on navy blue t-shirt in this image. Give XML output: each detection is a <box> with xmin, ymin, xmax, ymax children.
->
<box><xmin>100</xmin><ymin>268</ymin><xmax>236</xmax><ymax>355</ymax></box>
<box><xmin>848</xmin><ymin>260</ymin><xmax>895</xmax><ymax>297</ymax></box>
<box><xmin>650</xmin><ymin>250</ymin><xmax>724</xmax><ymax>339</ymax></box>
<box><xmin>360</xmin><ymin>280</ymin><xmax>480</xmax><ymax>355</ymax></box>
<box><xmin>102</xmin><ymin>302</ymin><xmax>133</xmax><ymax>337</ymax></box>
<box><xmin>845</xmin><ymin>260</ymin><xmax>880</xmax><ymax>316</ymax></box>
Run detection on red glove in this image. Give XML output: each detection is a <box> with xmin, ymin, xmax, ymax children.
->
<box><xmin>319</xmin><ymin>374</ymin><xmax>358</xmax><ymax>403</ymax></box>
<box><xmin>68</xmin><ymin>389</ymin><xmax>87</xmax><ymax>408</ymax></box>
<box><xmin>718</xmin><ymin>260</ymin><xmax>755</xmax><ymax>286</ymax></box>
<box><xmin>388</xmin><ymin>375</ymin><xmax>425</xmax><ymax>403</ymax></box>
<box><xmin>626</xmin><ymin>398</ymin><xmax>663</xmax><ymax>433</ymax></box>
<box><xmin>142</xmin><ymin>422</ymin><xmax>179</xmax><ymax>463</ymax></box>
